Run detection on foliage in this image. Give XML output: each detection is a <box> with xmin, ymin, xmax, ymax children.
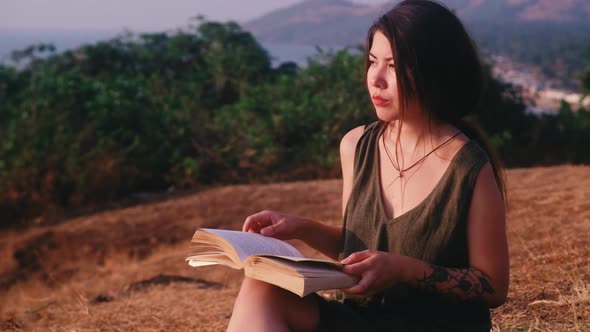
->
<box><xmin>213</xmin><ymin>48</ymin><xmax>373</xmax><ymax>179</ymax></box>
<box><xmin>499</xmin><ymin>59</ymin><xmax>590</xmax><ymax>167</ymax></box>
<box><xmin>0</xmin><ymin>20</ymin><xmax>273</xmax><ymax>225</ymax></box>
<box><xmin>469</xmin><ymin>22</ymin><xmax>590</xmax><ymax>89</ymax></box>
<box><xmin>0</xmin><ymin>19</ymin><xmax>588</xmax><ymax>227</ymax></box>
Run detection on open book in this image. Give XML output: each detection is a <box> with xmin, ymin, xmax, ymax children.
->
<box><xmin>186</xmin><ymin>228</ymin><xmax>358</xmax><ymax>297</ymax></box>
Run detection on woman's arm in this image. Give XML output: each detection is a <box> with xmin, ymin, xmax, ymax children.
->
<box><xmin>342</xmin><ymin>163</ymin><xmax>510</xmax><ymax>308</ymax></box>
<box><xmin>243</xmin><ymin>210</ymin><xmax>342</xmax><ymax>259</ymax></box>
<box><xmin>340</xmin><ymin>125</ymin><xmax>365</xmax><ymax>215</ymax></box>
<box><xmin>301</xmin><ymin>125</ymin><xmax>364</xmax><ymax>258</ymax></box>
<box><xmin>242</xmin><ymin>126</ymin><xmax>366</xmax><ymax>260</ymax></box>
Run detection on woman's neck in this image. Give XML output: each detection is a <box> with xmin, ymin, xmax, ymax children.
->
<box><xmin>385</xmin><ymin>115</ymin><xmax>456</xmax><ymax>161</ymax></box>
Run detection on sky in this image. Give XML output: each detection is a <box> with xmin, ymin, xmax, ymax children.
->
<box><xmin>0</xmin><ymin>0</ymin><xmax>389</xmax><ymax>32</ymax></box>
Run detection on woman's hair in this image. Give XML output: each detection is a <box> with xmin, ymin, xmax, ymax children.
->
<box><xmin>366</xmin><ymin>0</ymin><xmax>506</xmax><ymax>200</ymax></box>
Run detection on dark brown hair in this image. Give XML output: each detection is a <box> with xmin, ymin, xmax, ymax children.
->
<box><xmin>366</xmin><ymin>0</ymin><xmax>506</xmax><ymax>200</ymax></box>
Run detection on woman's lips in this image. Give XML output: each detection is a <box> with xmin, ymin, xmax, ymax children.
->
<box><xmin>371</xmin><ymin>95</ymin><xmax>391</xmax><ymax>106</ymax></box>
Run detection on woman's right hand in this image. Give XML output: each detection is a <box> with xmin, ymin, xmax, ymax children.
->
<box><xmin>242</xmin><ymin>210</ymin><xmax>305</xmax><ymax>240</ymax></box>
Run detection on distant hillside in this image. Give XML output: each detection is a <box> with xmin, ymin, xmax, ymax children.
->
<box><xmin>445</xmin><ymin>0</ymin><xmax>590</xmax><ymax>22</ymax></box>
<box><xmin>244</xmin><ymin>0</ymin><xmax>382</xmax><ymax>47</ymax></box>
<box><xmin>244</xmin><ymin>0</ymin><xmax>590</xmax><ymax>46</ymax></box>
<box><xmin>244</xmin><ymin>0</ymin><xmax>590</xmax><ymax>86</ymax></box>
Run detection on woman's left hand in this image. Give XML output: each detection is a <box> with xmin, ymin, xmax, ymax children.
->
<box><xmin>341</xmin><ymin>250</ymin><xmax>408</xmax><ymax>297</ymax></box>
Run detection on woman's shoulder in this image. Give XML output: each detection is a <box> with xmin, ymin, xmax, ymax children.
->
<box><xmin>340</xmin><ymin>121</ymin><xmax>381</xmax><ymax>153</ymax></box>
<box><xmin>340</xmin><ymin>124</ymin><xmax>368</xmax><ymax>159</ymax></box>
<box><xmin>458</xmin><ymin>139</ymin><xmax>490</xmax><ymax>169</ymax></box>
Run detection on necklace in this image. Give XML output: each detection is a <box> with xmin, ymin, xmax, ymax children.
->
<box><xmin>382</xmin><ymin>130</ymin><xmax>461</xmax><ymax>184</ymax></box>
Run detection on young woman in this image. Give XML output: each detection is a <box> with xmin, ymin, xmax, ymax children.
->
<box><xmin>228</xmin><ymin>1</ymin><xmax>509</xmax><ymax>331</ymax></box>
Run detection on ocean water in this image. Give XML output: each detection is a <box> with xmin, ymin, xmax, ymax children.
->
<box><xmin>0</xmin><ymin>29</ymin><xmax>120</xmax><ymax>62</ymax></box>
<box><xmin>263</xmin><ymin>43</ymin><xmax>320</xmax><ymax>67</ymax></box>
<box><xmin>0</xmin><ymin>29</ymin><xmax>323</xmax><ymax>67</ymax></box>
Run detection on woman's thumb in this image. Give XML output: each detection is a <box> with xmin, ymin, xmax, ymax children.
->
<box><xmin>260</xmin><ymin>221</ymin><xmax>281</xmax><ymax>236</ymax></box>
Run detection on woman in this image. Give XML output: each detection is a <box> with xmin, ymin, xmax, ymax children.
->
<box><xmin>228</xmin><ymin>1</ymin><xmax>509</xmax><ymax>331</ymax></box>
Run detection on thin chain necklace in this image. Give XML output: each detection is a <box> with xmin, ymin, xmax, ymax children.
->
<box><xmin>382</xmin><ymin>129</ymin><xmax>461</xmax><ymax>187</ymax></box>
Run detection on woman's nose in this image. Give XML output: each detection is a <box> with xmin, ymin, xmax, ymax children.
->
<box><xmin>370</xmin><ymin>74</ymin><xmax>387</xmax><ymax>90</ymax></box>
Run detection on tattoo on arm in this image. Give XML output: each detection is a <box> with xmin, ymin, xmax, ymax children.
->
<box><xmin>416</xmin><ymin>265</ymin><xmax>495</xmax><ymax>303</ymax></box>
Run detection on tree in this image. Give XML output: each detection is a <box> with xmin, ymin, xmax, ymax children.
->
<box><xmin>0</xmin><ymin>20</ymin><xmax>275</xmax><ymax>227</ymax></box>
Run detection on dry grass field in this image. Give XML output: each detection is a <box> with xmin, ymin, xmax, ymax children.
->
<box><xmin>0</xmin><ymin>165</ymin><xmax>589</xmax><ymax>331</ymax></box>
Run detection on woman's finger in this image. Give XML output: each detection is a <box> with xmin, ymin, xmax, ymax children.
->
<box><xmin>341</xmin><ymin>250</ymin><xmax>373</xmax><ymax>265</ymax></box>
<box><xmin>242</xmin><ymin>215</ymin><xmax>258</xmax><ymax>232</ymax></box>
<box><xmin>342</xmin><ymin>259</ymin><xmax>372</xmax><ymax>275</ymax></box>
<box><xmin>342</xmin><ymin>272</ymin><xmax>374</xmax><ymax>295</ymax></box>
<box><xmin>260</xmin><ymin>221</ymin><xmax>280</xmax><ymax>236</ymax></box>
<box><xmin>261</xmin><ymin>218</ymin><xmax>291</xmax><ymax>238</ymax></box>
<box><xmin>243</xmin><ymin>211</ymin><xmax>273</xmax><ymax>232</ymax></box>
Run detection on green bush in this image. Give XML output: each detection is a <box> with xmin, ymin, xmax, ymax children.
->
<box><xmin>0</xmin><ymin>19</ymin><xmax>588</xmax><ymax>227</ymax></box>
<box><xmin>0</xmin><ymin>20</ymin><xmax>273</xmax><ymax>226</ymax></box>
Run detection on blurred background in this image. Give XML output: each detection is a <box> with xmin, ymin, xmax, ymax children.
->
<box><xmin>1</xmin><ymin>0</ymin><xmax>590</xmax><ymax>228</ymax></box>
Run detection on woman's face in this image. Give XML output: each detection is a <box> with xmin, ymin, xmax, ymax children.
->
<box><xmin>367</xmin><ymin>30</ymin><xmax>400</xmax><ymax>122</ymax></box>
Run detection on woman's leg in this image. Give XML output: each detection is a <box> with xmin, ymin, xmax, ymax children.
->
<box><xmin>227</xmin><ymin>277</ymin><xmax>320</xmax><ymax>332</ymax></box>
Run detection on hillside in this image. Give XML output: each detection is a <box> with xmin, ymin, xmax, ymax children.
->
<box><xmin>244</xmin><ymin>0</ymin><xmax>590</xmax><ymax>85</ymax></box>
<box><xmin>244</xmin><ymin>0</ymin><xmax>590</xmax><ymax>45</ymax></box>
<box><xmin>445</xmin><ymin>0</ymin><xmax>590</xmax><ymax>22</ymax></box>
<box><xmin>1</xmin><ymin>165</ymin><xmax>589</xmax><ymax>331</ymax></box>
<box><xmin>244</xmin><ymin>0</ymin><xmax>381</xmax><ymax>46</ymax></box>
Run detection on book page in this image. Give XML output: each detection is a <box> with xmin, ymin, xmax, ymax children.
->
<box><xmin>260</xmin><ymin>255</ymin><xmax>343</xmax><ymax>267</ymax></box>
<box><xmin>244</xmin><ymin>257</ymin><xmax>359</xmax><ymax>297</ymax></box>
<box><xmin>247</xmin><ymin>256</ymin><xmax>347</xmax><ymax>277</ymax></box>
<box><xmin>201</xmin><ymin>228</ymin><xmax>303</xmax><ymax>263</ymax></box>
<box><xmin>187</xmin><ymin>253</ymin><xmax>234</xmax><ymax>267</ymax></box>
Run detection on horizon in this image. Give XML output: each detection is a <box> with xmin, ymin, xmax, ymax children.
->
<box><xmin>1</xmin><ymin>0</ymin><xmax>586</xmax><ymax>97</ymax></box>
<box><xmin>0</xmin><ymin>0</ymin><xmax>388</xmax><ymax>31</ymax></box>
<box><xmin>0</xmin><ymin>29</ymin><xmax>322</xmax><ymax>68</ymax></box>
<box><xmin>0</xmin><ymin>0</ymin><xmax>387</xmax><ymax>60</ymax></box>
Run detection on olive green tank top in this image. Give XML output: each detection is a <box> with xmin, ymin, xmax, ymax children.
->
<box><xmin>341</xmin><ymin>121</ymin><xmax>492</xmax><ymax>331</ymax></box>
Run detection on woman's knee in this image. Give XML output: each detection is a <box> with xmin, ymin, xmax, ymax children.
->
<box><xmin>234</xmin><ymin>278</ymin><xmax>320</xmax><ymax>331</ymax></box>
<box><xmin>237</xmin><ymin>277</ymin><xmax>281</xmax><ymax>302</ymax></box>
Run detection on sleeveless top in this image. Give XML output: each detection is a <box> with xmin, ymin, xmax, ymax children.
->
<box><xmin>340</xmin><ymin>121</ymin><xmax>492</xmax><ymax>331</ymax></box>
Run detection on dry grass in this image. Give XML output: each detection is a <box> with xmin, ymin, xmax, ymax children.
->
<box><xmin>0</xmin><ymin>166</ymin><xmax>589</xmax><ymax>331</ymax></box>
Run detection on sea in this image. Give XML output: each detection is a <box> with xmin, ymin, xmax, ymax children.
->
<box><xmin>0</xmin><ymin>29</ymin><xmax>323</xmax><ymax>68</ymax></box>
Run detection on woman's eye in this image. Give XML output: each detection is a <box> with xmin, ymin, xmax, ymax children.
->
<box><xmin>369</xmin><ymin>60</ymin><xmax>376</xmax><ymax>66</ymax></box>
<box><xmin>389</xmin><ymin>64</ymin><xmax>396</xmax><ymax>69</ymax></box>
